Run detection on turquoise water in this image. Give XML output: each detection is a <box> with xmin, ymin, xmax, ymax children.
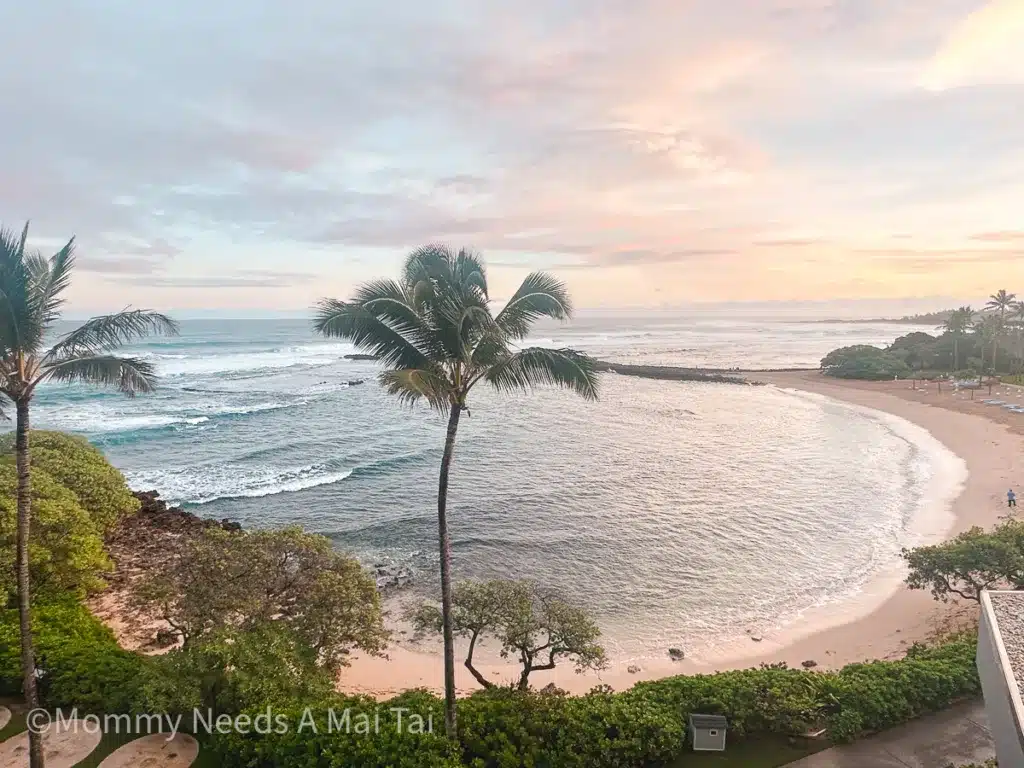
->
<box><xmin>25</xmin><ymin>313</ymin><xmax>955</xmax><ymax>659</ymax></box>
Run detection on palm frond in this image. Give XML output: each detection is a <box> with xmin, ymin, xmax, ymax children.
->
<box><xmin>378</xmin><ymin>368</ymin><xmax>455</xmax><ymax>411</ymax></box>
<box><xmin>0</xmin><ymin>223</ymin><xmax>35</xmax><ymax>353</ymax></box>
<box><xmin>453</xmin><ymin>248</ymin><xmax>488</xmax><ymax>300</ymax></box>
<box><xmin>29</xmin><ymin>237</ymin><xmax>76</xmax><ymax>328</ymax></box>
<box><xmin>485</xmin><ymin>347</ymin><xmax>599</xmax><ymax>400</ymax></box>
<box><xmin>351</xmin><ymin>279</ymin><xmax>442</xmax><ymax>357</ymax></box>
<box><xmin>313</xmin><ymin>298</ymin><xmax>432</xmax><ymax>369</ymax></box>
<box><xmin>495</xmin><ymin>272</ymin><xmax>573</xmax><ymax>340</ymax></box>
<box><xmin>44</xmin><ymin>308</ymin><xmax>179</xmax><ymax>362</ymax></box>
<box><xmin>41</xmin><ymin>354</ymin><xmax>159</xmax><ymax>396</ymax></box>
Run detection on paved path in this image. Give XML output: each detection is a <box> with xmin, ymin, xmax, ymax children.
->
<box><xmin>787</xmin><ymin>701</ymin><xmax>995</xmax><ymax>767</ymax></box>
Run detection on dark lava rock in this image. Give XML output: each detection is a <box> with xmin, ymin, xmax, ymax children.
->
<box><xmin>801</xmin><ymin>660</ymin><xmax>818</xmax><ymax>669</ymax></box>
<box><xmin>668</xmin><ymin>647</ymin><xmax>685</xmax><ymax>661</ymax></box>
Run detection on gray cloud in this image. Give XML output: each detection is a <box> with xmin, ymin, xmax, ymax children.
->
<box><xmin>119</xmin><ymin>271</ymin><xmax>318</xmax><ymax>289</ymax></box>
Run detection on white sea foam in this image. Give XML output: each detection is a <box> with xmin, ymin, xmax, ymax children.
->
<box><xmin>150</xmin><ymin>342</ymin><xmax>355</xmax><ymax>378</ymax></box>
<box><xmin>127</xmin><ymin>463</ymin><xmax>354</xmax><ymax>505</ymax></box>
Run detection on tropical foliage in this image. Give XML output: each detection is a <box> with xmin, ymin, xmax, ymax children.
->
<box><xmin>0</xmin><ymin>220</ymin><xmax>177</xmax><ymax>767</ymax></box>
<box><xmin>411</xmin><ymin>579</ymin><xmax>607</xmax><ymax>691</ymax></box>
<box><xmin>0</xmin><ymin>599</ymin><xmax>981</xmax><ymax>766</ymax></box>
<box><xmin>0</xmin><ymin>460</ymin><xmax>111</xmax><ymax>597</ymax></box>
<box><xmin>313</xmin><ymin>245</ymin><xmax>599</xmax><ymax>736</ymax></box>
<box><xmin>0</xmin><ymin>430</ymin><xmax>139</xmax><ymax>533</ymax></box>
<box><xmin>819</xmin><ymin>345</ymin><xmax>911</xmax><ymax>379</ymax></box>
<box><xmin>135</xmin><ymin>525</ymin><xmax>389</xmax><ymax>668</ymax></box>
<box><xmin>822</xmin><ymin>291</ymin><xmax>1024</xmax><ymax>379</ymax></box>
<box><xmin>902</xmin><ymin>519</ymin><xmax>1024</xmax><ymax>602</ymax></box>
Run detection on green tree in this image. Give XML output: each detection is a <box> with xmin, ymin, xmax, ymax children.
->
<box><xmin>313</xmin><ymin>245</ymin><xmax>599</xmax><ymax>736</ymax></box>
<box><xmin>0</xmin><ymin>222</ymin><xmax>177</xmax><ymax>768</ymax></box>
<box><xmin>940</xmin><ymin>306</ymin><xmax>974</xmax><ymax>373</ymax></box>
<box><xmin>902</xmin><ymin>520</ymin><xmax>1024</xmax><ymax>602</ymax></box>
<box><xmin>0</xmin><ymin>430</ymin><xmax>140</xmax><ymax>534</ymax></box>
<box><xmin>0</xmin><ymin>461</ymin><xmax>110</xmax><ymax>597</ymax></box>
<box><xmin>412</xmin><ymin>579</ymin><xmax>607</xmax><ymax>691</ymax></box>
<box><xmin>973</xmin><ymin>315</ymin><xmax>1002</xmax><ymax>381</ymax></box>
<box><xmin>136</xmin><ymin>526</ymin><xmax>389</xmax><ymax>670</ymax></box>
<box><xmin>985</xmin><ymin>290</ymin><xmax>1017</xmax><ymax>373</ymax></box>
<box><xmin>820</xmin><ymin>345</ymin><xmax>910</xmax><ymax>380</ymax></box>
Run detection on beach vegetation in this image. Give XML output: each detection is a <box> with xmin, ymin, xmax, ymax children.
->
<box><xmin>0</xmin><ymin>460</ymin><xmax>111</xmax><ymax>598</ymax></box>
<box><xmin>313</xmin><ymin>245</ymin><xmax>599</xmax><ymax>737</ymax></box>
<box><xmin>819</xmin><ymin>345</ymin><xmax>911</xmax><ymax>379</ymax></box>
<box><xmin>902</xmin><ymin>519</ymin><xmax>1024</xmax><ymax>602</ymax></box>
<box><xmin>0</xmin><ymin>430</ymin><xmax>139</xmax><ymax>534</ymax></box>
<box><xmin>941</xmin><ymin>306</ymin><xmax>975</xmax><ymax>372</ymax></box>
<box><xmin>0</xmin><ymin>597</ymin><xmax>981</xmax><ymax>767</ymax></box>
<box><xmin>0</xmin><ymin>221</ymin><xmax>177</xmax><ymax>768</ymax></box>
<box><xmin>411</xmin><ymin>579</ymin><xmax>607</xmax><ymax>691</ymax></box>
<box><xmin>135</xmin><ymin>525</ymin><xmax>389</xmax><ymax>668</ymax></box>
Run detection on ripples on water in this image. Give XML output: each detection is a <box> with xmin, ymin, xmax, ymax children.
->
<box><xmin>27</xmin><ymin>314</ymin><xmax>957</xmax><ymax>661</ymax></box>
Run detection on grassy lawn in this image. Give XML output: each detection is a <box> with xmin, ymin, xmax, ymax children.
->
<box><xmin>670</xmin><ymin>735</ymin><xmax>829</xmax><ymax>767</ymax></box>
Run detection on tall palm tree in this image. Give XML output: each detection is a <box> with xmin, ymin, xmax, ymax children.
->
<box><xmin>940</xmin><ymin>305</ymin><xmax>974</xmax><ymax>373</ymax></box>
<box><xmin>974</xmin><ymin>315</ymin><xmax>1001</xmax><ymax>384</ymax></box>
<box><xmin>985</xmin><ymin>290</ymin><xmax>1017</xmax><ymax>374</ymax></box>
<box><xmin>0</xmin><ymin>223</ymin><xmax>177</xmax><ymax>768</ymax></box>
<box><xmin>313</xmin><ymin>245</ymin><xmax>598</xmax><ymax>737</ymax></box>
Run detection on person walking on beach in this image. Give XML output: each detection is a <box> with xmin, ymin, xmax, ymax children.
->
<box><xmin>1010</xmin><ymin>488</ymin><xmax>1017</xmax><ymax>508</ymax></box>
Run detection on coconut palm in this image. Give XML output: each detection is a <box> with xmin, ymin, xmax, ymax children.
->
<box><xmin>940</xmin><ymin>305</ymin><xmax>974</xmax><ymax>373</ymax></box>
<box><xmin>985</xmin><ymin>290</ymin><xmax>1017</xmax><ymax>374</ymax></box>
<box><xmin>313</xmin><ymin>245</ymin><xmax>598</xmax><ymax>737</ymax></box>
<box><xmin>0</xmin><ymin>223</ymin><xmax>177</xmax><ymax>768</ymax></box>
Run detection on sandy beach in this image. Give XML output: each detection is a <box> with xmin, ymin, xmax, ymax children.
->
<box><xmin>336</xmin><ymin>373</ymin><xmax>1024</xmax><ymax>698</ymax></box>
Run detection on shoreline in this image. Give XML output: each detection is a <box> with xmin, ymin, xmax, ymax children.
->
<box><xmin>336</xmin><ymin>372</ymin><xmax>1024</xmax><ymax>698</ymax></box>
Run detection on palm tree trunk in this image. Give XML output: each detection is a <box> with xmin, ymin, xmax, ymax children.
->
<box><xmin>437</xmin><ymin>402</ymin><xmax>462</xmax><ymax>739</ymax></box>
<box><xmin>15</xmin><ymin>398</ymin><xmax>44</xmax><ymax>768</ymax></box>
<box><xmin>953</xmin><ymin>337</ymin><xmax>959</xmax><ymax>373</ymax></box>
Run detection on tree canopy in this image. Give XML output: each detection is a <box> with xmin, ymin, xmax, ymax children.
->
<box><xmin>819</xmin><ymin>345</ymin><xmax>911</xmax><ymax>380</ymax></box>
<box><xmin>411</xmin><ymin>579</ymin><xmax>607</xmax><ymax>691</ymax></box>
<box><xmin>0</xmin><ymin>460</ymin><xmax>110</xmax><ymax>599</ymax></box>
<box><xmin>0</xmin><ymin>430</ymin><xmax>139</xmax><ymax>533</ymax></box>
<box><xmin>902</xmin><ymin>519</ymin><xmax>1024</xmax><ymax>602</ymax></box>
<box><xmin>136</xmin><ymin>526</ymin><xmax>389</xmax><ymax>670</ymax></box>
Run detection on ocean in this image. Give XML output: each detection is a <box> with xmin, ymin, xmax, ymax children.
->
<box><xmin>26</xmin><ymin>311</ymin><xmax>962</xmax><ymax>662</ymax></box>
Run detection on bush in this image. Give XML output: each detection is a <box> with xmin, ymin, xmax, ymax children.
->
<box><xmin>209</xmin><ymin>691</ymin><xmax>462</xmax><ymax>767</ymax></box>
<box><xmin>0</xmin><ymin>430</ymin><xmax>139</xmax><ymax>535</ymax></box>
<box><xmin>2</xmin><ymin>597</ymin><xmax>982</xmax><ymax>766</ymax></box>
<box><xmin>820</xmin><ymin>345</ymin><xmax>911</xmax><ymax>380</ymax></box>
<box><xmin>0</xmin><ymin>460</ymin><xmax>112</xmax><ymax>599</ymax></box>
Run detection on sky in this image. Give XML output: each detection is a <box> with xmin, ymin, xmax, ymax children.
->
<box><xmin>2</xmin><ymin>0</ymin><xmax>1023</xmax><ymax>313</ymax></box>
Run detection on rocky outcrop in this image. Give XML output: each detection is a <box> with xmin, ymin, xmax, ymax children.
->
<box><xmin>343</xmin><ymin>354</ymin><xmax>378</xmax><ymax>361</ymax></box>
<box><xmin>373</xmin><ymin>562</ymin><xmax>413</xmax><ymax>591</ymax></box>
<box><xmin>131</xmin><ymin>490</ymin><xmax>242</xmax><ymax>533</ymax></box>
<box><xmin>594</xmin><ymin>361</ymin><xmax>764</xmax><ymax>385</ymax></box>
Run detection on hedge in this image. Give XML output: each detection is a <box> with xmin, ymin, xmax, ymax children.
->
<box><xmin>1</xmin><ymin>600</ymin><xmax>983</xmax><ymax>767</ymax></box>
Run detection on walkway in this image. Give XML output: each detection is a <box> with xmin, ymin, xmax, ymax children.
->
<box><xmin>787</xmin><ymin>701</ymin><xmax>995</xmax><ymax>767</ymax></box>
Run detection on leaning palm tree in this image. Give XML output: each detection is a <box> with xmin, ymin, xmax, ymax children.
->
<box><xmin>985</xmin><ymin>290</ymin><xmax>1017</xmax><ymax>374</ymax></box>
<box><xmin>940</xmin><ymin>305</ymin><xmax>973</xmax><ymax>373</ymax></box>
<box><xmin>313</xmin><ymin>245</ymin><xmax>598</xmax><ymax>737</ymax></box>
<box><xmin>0</xmin><ymin>223</ymin><xmax>177</xmax><ymax>768</ymax></box>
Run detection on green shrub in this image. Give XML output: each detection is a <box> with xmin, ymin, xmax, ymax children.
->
<box><xmin>820</xmin><ymin>345</ymin><xmax>911</xmax><ymax>380</ymax></box>
<box><xmin>2</xmin><ymin>597</ymin><xmax>982</xmax><ymax>767</ymax></box>
<box><xmin>23</xmin><ymin>431</ymin><xmax>139</xmax><ymax>533</ymax></box>
<box><xmin>209</xmin><ymin>691</ymin><xmax>462</xmax><ymax>767</ymax></box>
<box><xmin>0</xmin><ymin>460</ymin><xmax>111</xmax><ymax>599</ymax></box>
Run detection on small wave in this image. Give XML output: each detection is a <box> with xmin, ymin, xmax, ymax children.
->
<box><xmin>188</xmin><ymin>469</ymin><xmax>354</xmax><ymax>504</ymax></box>
<box><xmin>129</xmin><ymin>462</ymin><xmax>355</xmax><ymax>506</ymax></box>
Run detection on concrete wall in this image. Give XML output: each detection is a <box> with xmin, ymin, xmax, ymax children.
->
<box><xmin>977</xmin><ymin>593</ymin><xmax>1024</xmax><ymax>767</ymax></box>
